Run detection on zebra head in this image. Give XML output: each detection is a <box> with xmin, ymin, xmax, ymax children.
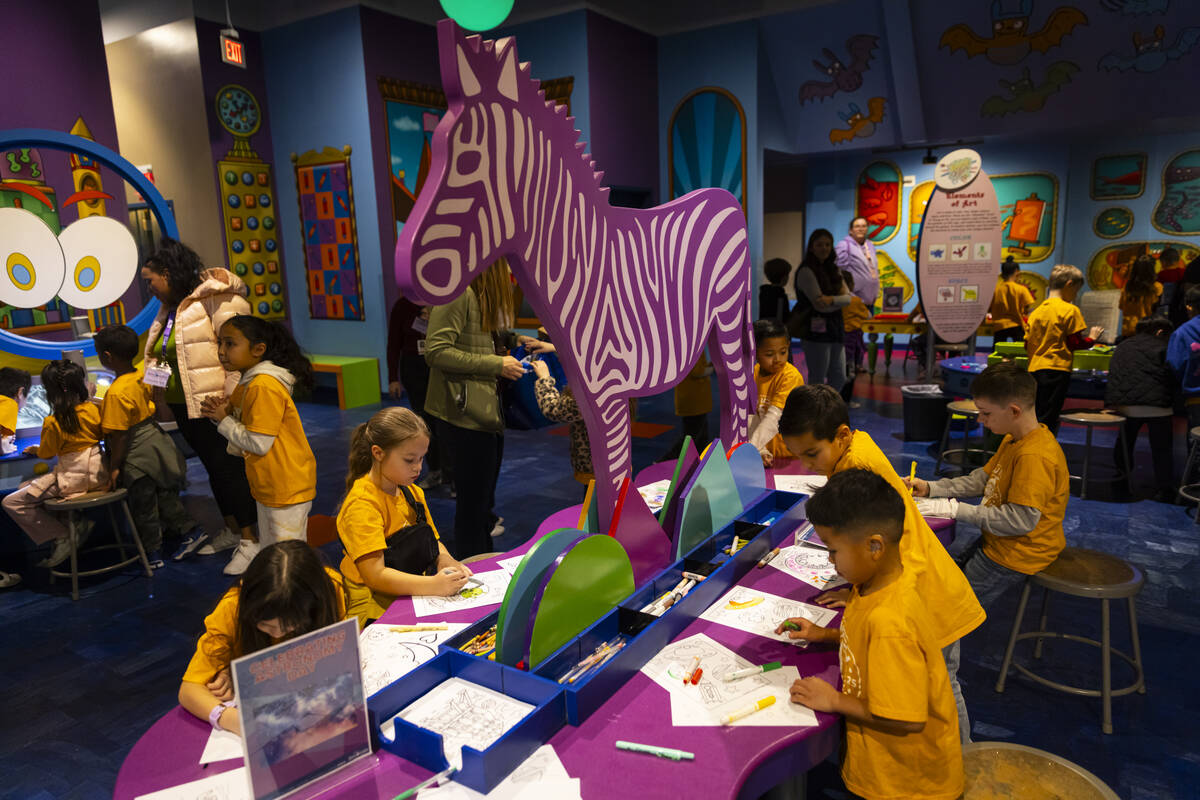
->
<box><xmin>396</xmin><ymin>20</ymin><xmax>531</xmax><ymax>305</ymax></box>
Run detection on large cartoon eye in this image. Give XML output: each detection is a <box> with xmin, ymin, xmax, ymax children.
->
<box><xmin>56</xmin><ymin>216</ymin><xmax>139</xmax><ymax>309</ymax></box>
<box><xmin>0</xmin><ymin>207</ymin><xmax>66</xmax><ymax>307</ymax></box>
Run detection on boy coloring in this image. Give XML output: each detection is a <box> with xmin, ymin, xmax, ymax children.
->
<box><xmin>748</xmin><ymin>319</ymin><xmax>803</xmax><ymax>467</ymax></box>
<box><xmin>909</xmin><ymin>363</ymin><xmax>1070</xmax><ymax>609</ymax></box>
<box><xmin>779</xmin><ymin>384</ymin><xmax>983</xmax><ymax>743</ymax></box>
<box><xmin>1166</xmin><ymin>286</ymin><xmax>1200</xmax><ymax>430</ymax></box>
<box><xmin>780</xmin><ymin>469</ymin><xmax>963</xmax><ymax>800</ymax></box>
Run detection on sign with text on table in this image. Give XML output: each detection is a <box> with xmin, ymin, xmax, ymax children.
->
<box><xmin>916</xmin><ymin>148</ymin><xmax>1003</xmax><ymax>344</ymax></box>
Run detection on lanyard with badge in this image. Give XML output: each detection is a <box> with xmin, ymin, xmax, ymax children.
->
<box><xmin>413</xmin><ymin>308</ymin><xmax>429</xmax><ymax>355</ymax></box>
<box><xmin>143</xmin><ymin>311</ymin><xmax>175</xmax><ymax>388</ymax></box>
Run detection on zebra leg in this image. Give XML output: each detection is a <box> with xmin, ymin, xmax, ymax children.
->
<box><xmin>709</xmin><ymin>298</ymin><xmax>754</xmax><ymax>448</ymax></box>
<box><xmin>587</xmin><ymin>395</ymin><xmax>633</xmax><ymax>532</ymax></box>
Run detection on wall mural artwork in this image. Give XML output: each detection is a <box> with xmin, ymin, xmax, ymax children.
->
<box><xmin>1100</xmin><ymin>0</ymin><xmax>1170</xmax><ymax>15</ymax></box>
<box><xmin>1098</xmin><ymin>24</ymin><xmax>1200</xmax><ymax>72</ymax></box>
<box><xmin>876</xmin><ymin>251</ymin><xmax>914</xmax><ymax>312</ymax></box>
<box><xmin>1153</xmin><ymin>149</ymin><xmax>1200</xmax><ymax>234</ymax></box>
<box><xmin>994</xmin><ymin>172</ymin><xmax>1058</xmax><ymax>262</ymax></box>
<box><xmin>908</xmin><ymin>180</ymin><xmax>935</xmax><ymax>262</ymax></box>
<box><xmin>855</xmin><ymin>161</ymin><xmax>901</xmax><ymax>244</ymax></box>
<box><xmin>829</xmin><ymin>98</ymin><xmax>886</xmax><ymax>145</ymax></box>
<box><xmin>1091</xmin><ymin>152</ymin><xmax>1146</xmax><ymax>200</ymax></box>
<box><xmin>939</xmin><ymin>2</ymin><xmax>1088</xmax><ymax>65</ymax></box>
<box><xmin>980</xmin><ymin>62</ymin><xmax>1078</xmax><ymax>117</ymax></box>
<box><xmin>1087</xmin><ymin>240</ymin><xmax>1200</xmax><ymax>290</ymax></box>
<box><xmin>669</xmin><ymin>88</ymin><xmax>747</xmax><ymax>211</ymax></box>
<box><xmin>797</xmin><ymin>34</ymin><xmax>879</xmax><ymax>104</ymax></box>
<box><xmin>1014</xmin><ymin>270</ymin><xmax>1048</xmax><ymax>304</ymax></box>
<box><xmin>1094</xmin><ymin>206</ymin><xmax>1134</xmax><ymax>238</ymax></box>
<box><xmin>292</xmin><ymin>146</ymin><xmax>363</xmax><ymax>321</ymax></box>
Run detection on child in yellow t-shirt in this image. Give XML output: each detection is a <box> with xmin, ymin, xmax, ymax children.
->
<box><xmin>1119</xmin><ymin>254</ymin><xmax>1163</xmax><ymax>337</ymax></box>
<box><xmin>95</xmin><ymin>325</ymin><xmax>200</xmax><ymax>567</ymax></box>
<box><xmin>2</xmin><ymin>360</ymin><xmax>108</xmax><ymax>569</ymax></box>
<box><xmin>908</xmin><ymin>364</ymin><xmax>1068</xmax><ymax>610</ymax></box>
<box><xmin>202</xmin><ymin>316</ymin><xmax>316</xmax><ymax>549</ymax></box>
<box><xmin>178</xmin><ymin>540</ymin><xmax>346</xmax><ymax>736</ymax></box>
<box><xmin>780</xmin><ymin>470</ymin><xmax>963</xmax><ymax>800</ymax></box>
<box><xmin>336</xmin><ymin>406</ymin><xmax>472</xmax><ymax>625</ymax></box>
<box><xmin>1025</xmin><ymin>264</ymin><xmax>1104</xmax><ymax>432</ymax></box>
<box><xmin>748</xmin><ymin>319</ymin><xmax>803</xmax><ymax>466</ymax></box>
<box><xmin>0</xmin><ymin>367</ymin><xmax>30</xmax><ymax>587</ymax></box>
<box><xmin>989</xmin><ymin>257</ymin><xmax>1035</xmax><ymax>342</ymax></box>
<box><xmin>779</xmin><ymin>384</ymin><xmax>983</xmax><ymax>743</ymax></box>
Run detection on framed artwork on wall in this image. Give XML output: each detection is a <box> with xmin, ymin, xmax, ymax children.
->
<box><xmin>855</xmin><ymin>160</ymin><xmax>901</xmax><ymax>245</ymax></box>
<box><xmin>1094</xmin><ymin>206</ymin><xmax>1133</xmax><ymax>239</ymax></box>
<box><xmin>1091</xmin><ymin>153</ymin><xmax>1146</xmax><ymax>201</ymax></box>
<box><xmin>668</xmin><ymin>88</ymin><xmax>747</xmax><ymax>213</ymax></box>
<box><xmin>292</xmin><ymin>146</ymin><xmax>364</xmax><ymax>320</ymax></box>
<box><xmin>1087</xmin><ymin>240</ymin><xmax>1200</xmax><ymax>291</ymax></box>
<box><xmin>1153</xmin><ymin>148</ymin><xmax>1200</xmax><ymax>235</ymax></box>
<box><xmin>994</xmin><ymin>172</ymin><xmax>1058</xmax><ymax>263</ymax></box>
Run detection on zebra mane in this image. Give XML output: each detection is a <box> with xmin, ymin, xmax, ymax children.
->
<box><xmin>452</xmin><ymin>26</ymin><xmax>609</xmax><ymax>196</ymax></box>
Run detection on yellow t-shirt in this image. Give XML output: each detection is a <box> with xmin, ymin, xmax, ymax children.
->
<box><xmin>839</xmin><ymin>572</ymin><xmax>964</xmax><ymax>800</ymax></box>
<box><xmin>181</xmin><ymin>567</ymin><xmax>347</xmax><ymax>684</ymax></box>
<box><xmin>1120</xmin><ymin>282</ymin><xmax>1163</xmax><ymax>336</ymax></box>
<box><xmin>229</xmin><ymin>375</ymin><xmax>316</xmax><ymax>507</ymax></box>
<box><xmin>755</xmin><ymin>362</ymin><xmax>804</xmax><ymax>459</ymax></box>
<box><xmin>1026</xmin><ymin>296</ymin><xmax>1086</xmax><ymax>372</ymax></box>
<box><xmin>842</xmin><ymin>297</ymin><xmax>871</xmax><ymax>333</ymax></box>
<box><xmin>100</xmin><ymin>372</ymin><xmax>155</xmax><ymax>432</ymax></box>
<box><xmin>978</xmin><ymin>425</ymin><xmax>1068</xmax><ymax>574</ymax></box>
<box><xmin>37</xmin><ymin>403</ymin><xmax>102</xmax><ymax>458</ymax></box>
<box><xmin>337</xmin><ymin>474</ymin><xmax>441</xmax><ymax>585</ymax></box>
<box><xmin>989</xmin><ymin>279</ymin><xmax>1034</xmax><ymax>331</ymax></box>
<box><xmin>0</xmin><ymin>395</ymin><xmax>18</xmax><ymax>436</ymax></box>
<box><xmin>835</xmin><ymin>431</ymin><xmax>985</xmax><ymax>648</ymax></box>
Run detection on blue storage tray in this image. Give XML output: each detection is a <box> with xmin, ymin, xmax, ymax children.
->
<box><xmin>367</xmin><ymin>649</ymin><xmax>567</xmax><ymax>794</ymax></box>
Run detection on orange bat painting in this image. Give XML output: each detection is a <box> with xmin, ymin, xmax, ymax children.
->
<box><xmin>940</xmin><ymin>0</ymin><xmax>1087</xmax><ymax>66</ymax></box>
<box><xmin>829</xmin><ymin>97</ymin><xmax>886</xmax><ymax>145</ymax></box>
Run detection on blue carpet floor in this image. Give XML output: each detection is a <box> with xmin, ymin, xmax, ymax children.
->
<box><xmin>0</xmin><ymin>360</ymin><xmax>1195</xmax><ymax>799</ymax></box>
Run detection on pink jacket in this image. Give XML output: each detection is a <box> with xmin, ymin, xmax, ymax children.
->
<box><xmin>143</xmin><ymin>268</ymin><xmax>251</xmax><ymax>419</ymax></box>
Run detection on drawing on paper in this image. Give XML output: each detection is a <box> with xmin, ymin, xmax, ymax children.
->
<box><xmin>411</xmin><ymin>570</ymin><xmax>511</xmax><ymax>618</ymax></box>
<box><xmin>700</xmin><ymin>587</ymin><xmax>838</xmax><ymax>642</ymax></box>
<box><xmin>394</xmin><ymin>677</ymin><xmax>534</xmax><ymax>768</ymax></box>
<box><xmin>772</xmin><ymin>544</ymin><xmax>847</xmax><ymax>591</ymax></box>
<box><xmin>643</xmin><ymin>634</ymin><xmax>773</xmax><ymax>709</ymax></box>
<box><xmin>359</xmin><ymin>623</ymin><xmax>468</xmax><ymax>696</ymax></box>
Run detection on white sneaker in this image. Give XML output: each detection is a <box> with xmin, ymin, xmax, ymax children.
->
<box><xmin>223</xmin><ymin>540</ymin><xmax>261</xmax><ymax>576</ymax></box>
<box><xmin>489</xmin><ymin>517</ymin><xmax>505</xmax><ymax>538</ymax></box>
<box><xmin>39</xmin><ymin>518</ymin><xmax>94</xmax><ymax>568</ymax></box>
<box><xmin>198</xmin><ymin>527</ymin><xmax>239</xmax><ymax>555</ymax></box>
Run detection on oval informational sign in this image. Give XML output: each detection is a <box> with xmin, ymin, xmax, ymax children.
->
<box><xmin>917</xmin><ymin>162</ymin><xmax>1003</xmax><ymax>343</ymax></box>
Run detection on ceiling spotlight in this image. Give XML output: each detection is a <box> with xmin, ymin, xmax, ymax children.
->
<box><xmin>922</xmin><ymin>148</ymin><xmax>937</xmax><ymax>165</ymax></box>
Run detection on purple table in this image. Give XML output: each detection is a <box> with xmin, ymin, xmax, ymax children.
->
<box><xmin>115</xmin><ymin>460</ymin><xmax>954</xmax><ymax>800</ymax></box>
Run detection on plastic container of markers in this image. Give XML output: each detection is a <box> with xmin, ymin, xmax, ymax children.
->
<box><xmin>440</xmin><ymin>609</ymin><xmax>501</xmax><ymax>660</ymax></box>
<box><xmin>367</xmin><ymin>648</ymin><xmax>567</xmax><ymax>794</ymax></box>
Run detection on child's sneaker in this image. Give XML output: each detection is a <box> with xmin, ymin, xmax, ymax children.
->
<box><xmin>0</xmin><ymin>571</ymin><xmax>20</xmax><ymax>588</ymax></box>
<box><xmin>223</xmin><ymin>539</ymin><xmax>260</xmax><ymax>576</ymax></box>
<box><xmin>40</xmin><ymin>518</ymin><xmax>94</xmax><ymax>568</ymax></box>
<box><xmin>145</xmin><ymin>549</ymin><xmax>165</xmax><ymax>570</ymax></box>
<box><xmin>172</xmin><ymin>526</ymin><xmax>210</xmax><ymax>561</ymax></box>
<box><xmin>489</xmin><ymin>516</ymin><xmax>505</xmax><ymax>538</ymax></box>
<box><xmin>197</xmin><ymin>527</ymin><xmax>239</xmax><ymax>555</ymax></box>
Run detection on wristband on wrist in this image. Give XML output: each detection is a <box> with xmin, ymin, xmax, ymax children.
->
<box><xmin>209</xmin><ymin>699</ymin><xmax>237</xmax><ymax>730</ymax></box>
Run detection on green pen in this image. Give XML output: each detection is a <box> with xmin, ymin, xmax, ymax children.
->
<box><xmin>392</xmin><ymin>765</ymin><xmax>456</xmax><ymax>800</ymax></box>
<box><xmin>615</xmin><ymin>740</ymin><xmax>695</xmax><ymax>761</ymax></box>
<box><xmin>723</xmin><ymin>661</ymin><xmax>782</xmax><ymax>681</ymax></box>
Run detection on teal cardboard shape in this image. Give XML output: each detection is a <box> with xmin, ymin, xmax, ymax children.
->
<box><xmin>727</xmin><ymin>442</ymin><xmax>768</xmax><ymax>508</ymax></box>
<box><xmin>674</xmin><ymin>440</ymin><xmax>744</xmax><ymax>559</ymax></box>
<box><xmin>495</xmin><ymin>528</ymin><xmax>586</xmax><ymax>665</ymax></box>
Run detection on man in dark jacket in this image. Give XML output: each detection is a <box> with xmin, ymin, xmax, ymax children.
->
<box><xmin>1106</xmin><ymin>315</ymin><xmax>1177</xmax><ymax>500</ymax></box>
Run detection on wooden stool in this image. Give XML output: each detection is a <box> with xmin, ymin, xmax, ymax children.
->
<box><xmin>935</xmin><ymin>399</ymin><xmax>993</xmax><ymax>476</ymax></box>
<box><xmin>1177</xmin><ymin>426</ymin><xmax>1200</xmax><ymax>521</ymax></box>
<box><xmin>462</xmin><ymin>552</ymin><xmax>503</xmax><ymax>564</ymax></box>
<box><xmin>1059</xmin><ymin>411</ymin><xmax>1127</xmax><ymax>500</ymax></box>
<box><xmin>995</xmin><ymin>547</ymin><xmax>1146</xmax><ymax>734</ymax></box>
<box><xmin>45</xmin><ymin>488</ymin><xmax>152</xmax><ymax>601</ymax></box>
<box><xmin>964</xmin><ymin>742</ymin><xmax>1120</xmax><ymax>798</ymax></box>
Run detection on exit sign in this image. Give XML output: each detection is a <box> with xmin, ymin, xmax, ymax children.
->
<box><xmin>220</xmin><ymin>33</ymin><xmax>246</xmax><ymax>68</ymax></box>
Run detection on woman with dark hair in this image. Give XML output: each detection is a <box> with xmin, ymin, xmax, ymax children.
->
<box><xmin>792</xmin><ymin>228</ymin><xmax>852</xmax><ymax>391</ymax></box>
<box><xmin>141</xmin><ymin>238</ymin><xmax>258</xmax><ymax>574</ymax></box>
<box><xmin>1120</xmin><ymin>254</ymin><xmax>1163</xmax><ymax>337</ymax></box>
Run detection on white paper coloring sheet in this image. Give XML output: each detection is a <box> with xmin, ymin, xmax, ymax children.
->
<box><xmin>411</xmin><ymin>570</ymin><xmax>511</xmax><ymax>618</ymax></box>
<box><xmin>359</xmin><ymin>622</ymin><xmax>470</xmax><ymax>696</ymax></box>
<box><xmin>767</xmin><ymin>544</ymin><xmax>847</xmax><ymax>591</ymax></box>
<box><xmin>699</xmin><ymin>586</ymin><xmax>837</xmax><ymax>643</ymax></box>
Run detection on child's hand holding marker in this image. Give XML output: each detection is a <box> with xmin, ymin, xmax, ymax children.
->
<box><xmin>432</xmin><ymin>566</ymin><xmax>470</xmax><ymax>596</ymax></box>
<box><xmin>775</xmin><ymin>617</ymin><xmax>836</xmax><ymax>645</ymax></box>
<box><xmin>902</xmin><ymin>462</ymin><xmax>929</xmax><ymax>497</ymax></box>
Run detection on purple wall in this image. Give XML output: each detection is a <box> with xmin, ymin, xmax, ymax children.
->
<box><xmin>2</xmin><ymin>0</ymin><xmax>140</xmax><ymax>317</ymax></box>
<box><xmin>359</xmin><ymin>7</ymin><xmax>440</xmax><ymax>316</ymax></box>
<box><xmin>586</xmin><ymin>12</ymin><xmax>659</xmax><ymax>203</ymax></box>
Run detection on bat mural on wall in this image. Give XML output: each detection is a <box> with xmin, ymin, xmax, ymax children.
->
<box><xmin>828</xmin><ymin>97</ymin><xmax>886</xmax><ymax>145</ymax></box>
<box><xmin>1100</xmin><ymin>0</ymin><xmax>1170</xmax><ymax>14</ymax></box>
<box><xmin>940</xmin><ymin>0</ymin><xmax>1088</xmax><ymax>66</ymax></box>
<box><xmin>1098</xmin><ymin>25</ymin><xmax>1200</xmax><ymax>72</ymax></box>
<box><xmin>798</xmin><ymin>34</ymin><xmax>879</xmax><ymax>104</ymax></box>
<box><xmin>980</xmin><ymin>61</ymin><xmax>1078</xmax><ymax>116</ymax></box>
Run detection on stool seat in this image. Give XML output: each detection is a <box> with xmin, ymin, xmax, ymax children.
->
<box><xmin>1035</xmin><ymin>547</ymin><xmax>1144</xmax><ymax>598</ymax></box>
<box><xmin>946</xmin><ymin>399</ymin><xmax>979</xmax><ymax>415</ymax></box>
<box><xmin>45</xmin><ymin>488</ymin><xmax>128</xmax><ymax>511</ymax></box>
<box><xmin>963</xmin><ymin>742</ymin><xmax>1120</xmax><ymax>799</ymax></box>
<box><xmin>1059</xmin><ymin>413</ymin><xmax>1128</xmax><ymax>500</ymax></box>
<box><xmin>1113</xmin><ymin>405</ymin><xmax>1172</xmax><ymax>419</ymax></box>
<box><xmin>462</xmin><ymin>551</ymin><xmax>503</xmax><ymax>564</ymax></box>
<box><xmin>43</xmin><ymin>488</ymin><xmax>151</xmax><ymax>600</ymax></box>
<box><xmin>1060</xmin><ymin>411</ymin><xmax>1125</xmax><ymax>425</ymax></box>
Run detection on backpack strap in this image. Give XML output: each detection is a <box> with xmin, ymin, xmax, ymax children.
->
<box><xmin>397</xmin><ymin>483</ymin><xmax>428</xmax><ymax>526</ymax></box>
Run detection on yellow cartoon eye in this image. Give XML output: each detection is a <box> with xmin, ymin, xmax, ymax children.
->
<box><xmin>56</xmin><ymin>216</ymin><xmax>139</xmax><ymax>309</ymax></box>
<box><xmin>0</xmin><ymin>207</ymin><xmax>66</xmax><ymax>307</ymax></box>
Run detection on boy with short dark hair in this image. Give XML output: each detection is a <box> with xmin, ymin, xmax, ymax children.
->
<box><xmin>758</xmin><ymin>258</ymin><xmax>791</xmax><ymax>323</ymax></box>
<box><xmin>779</xmin><ymin>384</ymin><xmax>983</xmax><ymax>743</ymax></box>
<box><xmin>749</xmin><ymin>319</ymin><xmax>803</xmax><ymax>467</ymax></box>
<box><xmin>908</xmin><ymin>363</ymin><xmax>1069</xmax><ymax>609</ymax></box>
<box><xmin>95</xmin><ymin>325</ymin><xmax>202</xmax><ymax>567</ymax></box>
<box><xmin>780</xmin><ymin>469</ymin><xmax>963</xmax><ymax>800</ymax></box>
<box><xmin>1167</xmin><ymin>286</ymin><xmax>1200</xmax><ymax>429</ymax></box>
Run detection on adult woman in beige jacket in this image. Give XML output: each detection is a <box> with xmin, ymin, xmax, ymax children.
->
<box><xmin>140</xmin><ymin>239</ymin><xmax>258</xmax><ymax>574</ymax></box>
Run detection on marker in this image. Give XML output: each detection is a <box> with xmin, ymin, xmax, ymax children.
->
<box><xmin>615</xmin><ymin>741</ymin><xmax>694</xmax><ymax>761</ymax></box>
<box><xmin>720</xmin><ymin>695</ymin><xmax>777</xmax><ymax>725</ymax></box>
<box><xmin>683</xmin><ymin>655</ymin><xmax>701</xmax><ymax>683</ymax></box>
<box><xmin>729</xmin><ymin>537</ymin><xmax>745</xmax><ymax>555</ymax></box>
<box><xmin>779</xmin><ymin>620</ymin><xmax>808</xmax><ymax>647</ymax></box>
<box><xmin>680</xmin><ymin>571</ymin><xmax>708</xmax><ymax>582</ymax></box>
<box><xmin>909</xmin><ymin>461</ymin><xmax>917</xmax><ymax>493</ymax></box>
<box><xmin>390</xmin><ymin>623</ymin><xmax>448</xmax><ymax>633</ymax></box>
<box><xmin>689</xmin><ymin>667</ymin><xmax>703</xmax><ymax>685</ymax></box>
<box><xmin>723</xmin><ymin>662</ymin><xmax>782</xmax><ymax>681</ymax></box>
<box><xmin>392</xmin><ymin>766</ymin><xmax>457</xmax><ymax>800</ymax></box>
<box><xmin>757</xmin><ymin>547</ymin><xmax>781</xmax><ymax>569</ymax></box>
<box><xmin>465</xmin><ymin>576</ymin><xmax>483</xmax><ymax>588</ymax></box>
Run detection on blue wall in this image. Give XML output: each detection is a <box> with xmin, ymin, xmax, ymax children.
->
<box><xmin>496</xmin><ymin>11</ymin><xmax>591</xmax><ymax>148</ymax></box>
<box><xmin>262</xmin><ymin>7</ymin><xmax>390</xmax><ymax>386</ymax></box>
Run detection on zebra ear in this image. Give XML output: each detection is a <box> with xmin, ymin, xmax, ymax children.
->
<box><xmin>456</xmin><ymin>44</ymin><xmax>482</xmax><ymax>97</ymax></box>
<box><xmin>497</xmin><ymin>39</ymin><xmax>519</xmax><ymax>102</ymax></box>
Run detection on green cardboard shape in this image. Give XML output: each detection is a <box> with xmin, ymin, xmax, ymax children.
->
<box><xmin>495</xmin><ymin>528</ymin><xmax>586</xmax><ymax>665</ymax></box>
<box><xmin>527</xmin><ymin>535</ymin><xmax>635</xmax><ymax>668</ymax></box>
<box><xmin>674</xmin><ymin>440</ymin><xmax>743</xmax><ymax>558</ymax></box>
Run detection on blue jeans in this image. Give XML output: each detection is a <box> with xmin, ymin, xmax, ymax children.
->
<box><xmin>960</xmin><ymin>540</ymin><xmax>1028</xmax><ymax>610</ymax></box>
<box><xmin>942</xmin><ymin>639</ymin><xmax>970</xmax><ymax>745</ymax></box>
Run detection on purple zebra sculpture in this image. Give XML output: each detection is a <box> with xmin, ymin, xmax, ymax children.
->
<box><xmin>396</xmin><ymin>21</ymin><xmax>754</xmax><ymax>529</ymax></box>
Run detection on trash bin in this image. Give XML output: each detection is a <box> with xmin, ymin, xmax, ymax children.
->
<box><xmin>901</xmin><ymin>384</ymin><xmax>949</xmax><ymax>441</ymax></box>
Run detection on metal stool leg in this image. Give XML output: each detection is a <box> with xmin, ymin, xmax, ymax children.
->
<box><xmin>996</xmin><ymin>577</ymin><xmax>1032</xmax><ymax>693</ymax></box>
<box><xmin>936</xmin><ymin>415</ymin><xmax>952</xmax><ymax>475</ymax></box>
<box><xmin>1128</xmin><ymin>597</ymin><xmax>1146</xmax><ymax>694</ymax></box>
<box><xmin>1080</xmin><ymin>424</ymin><xmax>1094</xmax><ymax>500</ymax></box>
<box><xmin>66</xmin><ymin>512</ymin><xmax>80</xmax><ymax>602</ymax></box>
<box><xmin>109</xmin><ymin>506</ymin><xmax>127</xmax><ymax>560</ymax></box>
<box><xmin>1101</xmin><ymin>597</ymin><xmax>1113</xmax><ymax>734</ymax></box>
<box><xmin>1034</xmin><ymin>587</ymin><xmax>1051</xmax><ymax>659</ymax></box>
<box><xmin>120</xmin><ymin>499</ymin><xmax>154</xmax><ymax>578</ymax></box>
<box><xmin>1118</xmin><ymin>424</ymin><xmax>1130</xmax><ymax>495</ymax></box>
